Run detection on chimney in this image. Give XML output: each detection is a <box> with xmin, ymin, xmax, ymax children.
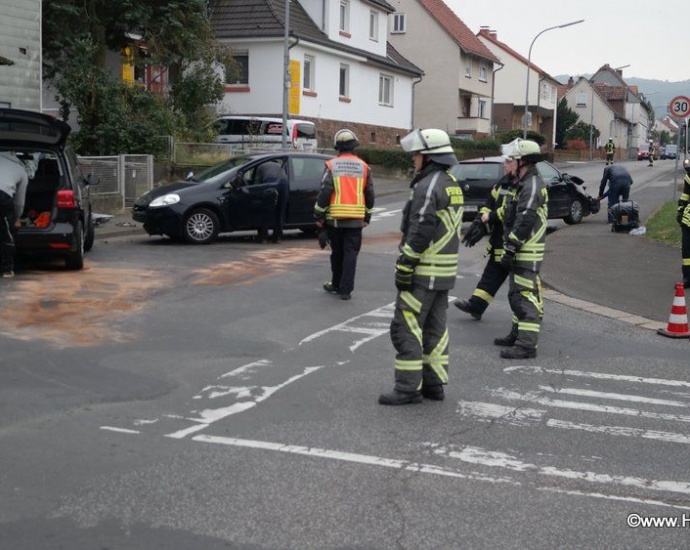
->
<box><xmin>567</xmin><ymin>76</ymin><xmax>574</xmax><ymax>88</ymax></box>
<box><xmin>615</xmin><ymin>69</ymin><xmax>623</xmax><ymax>77</ymax></box>
<box><xmin>478</xmin><ymin>26</ymin><xmax>490</xmax><ymax>38</ymax></box>
<box><xmin>490</xmin><ymin>29</ymin><xmax>497</xmax><ymax>40</ymax></box>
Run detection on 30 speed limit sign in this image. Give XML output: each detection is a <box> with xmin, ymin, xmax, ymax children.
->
<box><xmin>669</xmin><ymin>95</ymin><xmax>690</xmax><ymax>119</ymax></box>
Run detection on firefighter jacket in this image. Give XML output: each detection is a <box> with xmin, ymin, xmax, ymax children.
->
<box><xmin>678</xmin><ymin>173</ymin><xmax>690</xmax><ymax>228</ymax></box>
<box><xmin>398</xmin><ymin>162</ymin><xmax>463</xmax><ymax>291</ymax></box>
<box><xmin>314</xmin><ymin>152</ymin><xmax>374</xmax><ymax>228</ymax></box>
<box><xmin>605</xmin><ymin>141</ymin><xmax>615</xmax><ymax>155</ymax></box>
<box><xmin>480</xmin><ymin>174</ymin><xmax>514</xmax><ymax>259</ymax></box>
<box><xmin>500</xmin><ymin>164</ymin><xmax>548</xmax><ymax>272</ymax></box>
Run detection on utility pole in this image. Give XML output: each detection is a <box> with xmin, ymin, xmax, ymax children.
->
<box><xmin>281</xmin><ymin>0</ymin><xmax>291</xmax><ymax>149</ymax></box>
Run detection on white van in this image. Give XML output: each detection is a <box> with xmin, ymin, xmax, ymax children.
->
<box><xmin>211</xmin><ymin>116</ymin><xmax>318</xmax><ymax>151</ymax></box>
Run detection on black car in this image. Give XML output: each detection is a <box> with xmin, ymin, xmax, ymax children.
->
<box><xmin>0</xmin><ymin>108</ymin><xmax>99</xmax><ymax>270</ymax></box>
<box><xmin>449</xmin><ymin>156</ymin><xmax>599</xmax><ymax>224</ymax></box>
<box><xmin>132</xmin><ymin>152</ymin><xmax>331</xmax><ymax>244</ymax></box>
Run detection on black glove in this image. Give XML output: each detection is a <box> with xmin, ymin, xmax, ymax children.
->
<box><xmin>462</xmin><ymin>219</ymin><xmax>488</xmax><ymax>247</ymax></box>
<box><xmin>318</xmin><ymin>228</ymin><xmax>329</xmax><ymax>249</ymax></box>
<box><xmin>395</xmin><ymin>256</ymin><xmax>416</xmax><ymax>291</ymax></box>
<box><xmin>500</xmin><ymin>248</ymin><xmax>516</xmax><ymax>271</ymax></box>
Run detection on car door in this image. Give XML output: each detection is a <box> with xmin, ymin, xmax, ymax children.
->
<box><xmin>228</xmin><ymin>158</ymin><xmax>287</xmax><ymax>230</ymax></box>
<box><xmin>286</xmin><ymin>155</ymin><xmax>327</xmax><ymax>225</ymax></box>
<box><xmin>537</xmin><ymin>161</ymin><xmax>567</xmax><ymax>218</ymax></box>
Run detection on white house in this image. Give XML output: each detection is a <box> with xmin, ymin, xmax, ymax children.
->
<box><xmin>0</xmin><ymin>0</ymin><xmax>41</xmax><ymax>111</ymax></box>
<box><xmin>210</xmin><ymin>0</ymin><xmax>422</xmax><ymax>148</ymax></box>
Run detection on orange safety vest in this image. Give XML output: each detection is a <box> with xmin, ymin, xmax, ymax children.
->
<box><xmin>325</xmin><ymin>153</ymin><xmax>369</xmax><ymax>219</ymax></box>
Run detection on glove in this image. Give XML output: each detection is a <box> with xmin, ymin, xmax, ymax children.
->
<box><xmin>462</xmin><ymin>219</ymin><xmax>488</xmax><ymax>247</ymax></box>
<box><xmin>395</xmin><ymin>256</ymin><xmax>416</xmax><ymax>291</ymax></box>
<box><xmin>500</xmin><ymin>248</ymin><xmax>516</xmax><ymax>271</ymax></box>
<box><xmin>318</xmin><ymin>228</ymin><xmax>329</xmax><ymax>249</ymax></box>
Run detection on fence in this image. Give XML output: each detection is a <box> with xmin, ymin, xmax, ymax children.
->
<box><xmin>79</xmin><ymin>154</ymin><xmax>154</xmax><ymax>212</ymax></box>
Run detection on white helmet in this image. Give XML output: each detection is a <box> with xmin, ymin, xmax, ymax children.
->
<box><xmin>333</xmin><ymin>129</ymin><xmax>360</xmax><ymax>150</ymax></box>
<box><xmin>501</xmin><ymin>138</ymin><xmax>544</xmax><ymax>162</ymax></box>
<box><xmin>683</xmin><ymin>158</ymin><xmax>690</xmax><ymax>173</ymax></box>
<box><xmin>400</xmin><ymin>128</ymin><xmax>457</xmax><ymax>166</ymax></box>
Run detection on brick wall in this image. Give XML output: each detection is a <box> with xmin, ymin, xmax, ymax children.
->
<box><xmin>296</xmin><ymin>116</ymin><xmax>409</xmax><ymax>150</ymax></box>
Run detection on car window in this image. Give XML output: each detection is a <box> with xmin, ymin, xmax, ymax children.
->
<box><xmin>450</xmin><ymin>163</ymin><xmax>502</xmax><ymax>181</ymax></box>
<box><xmin>242</xmin><ymin>158</ymin><xmax>287</xmax><ymax>186</ymax></box>
<box><xmin>293</xmin><ymin>123</ymin><xmax>316</xmax><ymax>139</ymax></box>
<box><xmin>536</xmin><ymin>162</ymin><xmax>561</xmax><ymax>184</ymax></box>
<box><xmin>194</xmin><ymin>157</ymin><xmax>252</xmax><ymax>184</ymax></box>
<box><xmin>262</xmin><ymin>122</ymin><xmax>284</xmax><ymax>137</ymax></box>
<box><xmin>290</xmin><ymin>157</ymin><xmax>326</xmax><ymax>191</ymax></box>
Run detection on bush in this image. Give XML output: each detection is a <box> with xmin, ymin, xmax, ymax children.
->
<box><xmin>495</xmin><ymin>129</ymin><xmax>547</xmax><ymax>146</ymax></box>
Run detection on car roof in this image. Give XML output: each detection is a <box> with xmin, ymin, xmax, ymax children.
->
<box><xmin>459</xmin><ymin>156</ymin><xmax>504</xmax><ymax>164</ymax></box>
<box><xmin>243</xmin><ymin>151</ymin><xmax>331</xmax><ymax>161</ymax></box>
<box><xmin>0</xmin><ymin>108</ymin><xmax>71</xmax><ymax>148</ymax></box>
<box><xmin>214</xmin><ymin>115</ymin><xmax>315</xmax><ymax>125</ymax></box>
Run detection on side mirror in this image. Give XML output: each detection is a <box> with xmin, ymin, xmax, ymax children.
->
<box><xmin>186</xmin><ymin>171</ymin><xmax>194</xmax><ymax>181</ymax></box>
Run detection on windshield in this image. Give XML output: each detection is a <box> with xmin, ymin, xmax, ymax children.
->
<box><xmin>190</xmin><ymin>156</ymin><xmax>253</xmax><ymax>184</ymax></box>
<box><xmin>450</xmin><ymin>162</ymin><xmax>502</xmax><ymax>181</ymax></box>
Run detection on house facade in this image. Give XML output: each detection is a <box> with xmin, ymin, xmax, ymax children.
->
<box><xmin>386</xmin><ymin>0</ymin><xmax>499</xmax><ymax>139</ymax></box>
<box><xmin>0</xmin><ymin>0</ymin><xmax>41</xmax><ymax>111</ymax></box>
<box><xmin>477</xmin><ymin>28</ymin><xmax>559</xmax><ymax>148</ymax></box>
<box><xmin>210</xmin><ymin>0</ymin><xmax>422</xmax><ymax>148</ymax></box>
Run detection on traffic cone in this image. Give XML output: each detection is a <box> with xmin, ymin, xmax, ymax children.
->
<box><xmin>657</xmin><ymin>282</ymin><xmax>690</xmax><ymax>339</ymax></box>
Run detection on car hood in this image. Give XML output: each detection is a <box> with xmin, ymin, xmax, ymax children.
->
<box><xmin>135</xmin><ymin>181</ymin><xmax>203</xmax><ymax>206</ymax></box>
<box><xmin>0</xmin><ymin>108</ymin><xmax>71</xmax><ymax>148</ymax></box>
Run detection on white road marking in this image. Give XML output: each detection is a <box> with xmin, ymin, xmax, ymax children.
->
<box><xmin>100</xmin><ymin>426</ymin><xmax>140</xmax><ymax>434</ymax></box>
<box><xmin>536</xmin><ymin>385</ymin><xmax>690</xmax><ymax>407</ymax></box>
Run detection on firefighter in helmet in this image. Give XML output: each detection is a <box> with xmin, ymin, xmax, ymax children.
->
<box><xmin>648</xmin><ymin>139</ymin><xmax>655</xmax><ymax>167</ymax></box>
<box><xmin>678</xmin><ymin>158</ymin><xmax>690</xmax><ymax>288</ymax></box>
<box><xmin>605</xmin><ymin>138</ymin><xmax>615</xmax><ymax>165</ymax></box>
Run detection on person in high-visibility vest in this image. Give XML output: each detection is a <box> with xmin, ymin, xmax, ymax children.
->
<box><xmin>605</xmin><ymin>138</ymin><xmax>615</xmax><ymax>165</ymax></box>
<box><xmin>379</xmin><ymin>128</ymin><xmax>463</xmax><ymax>405</ymax></box>
<box><xmin>314</xmin><ymin>129</ymin><xmax>374</xmax><ymax>300</ymax></box>
<box><xmin>677</xmin><ymin>158</ymin><xmax>690</xmax><ymax>288</ymax></box>
<box><xmin>648</xmin><ymin>139</ymin><xmax>655</xmax><ymax>167</ymax></box>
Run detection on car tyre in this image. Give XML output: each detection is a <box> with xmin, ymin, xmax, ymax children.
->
<box><xmin>184</xmin><ymin>208</ymin><xmax>220</xmax><ymax>245</ymax></box>
<box><xmin>84</xmin><ymin>215</ymin><xmax>95</xmax><ymax>252</ymax></box>
<box><xmin>65</xmin><ymin>221</ymin><xmax>85</xmax><ymax>270</ymax></box>
<box><xmin>563</xmin><ymin>197</ymin><xmax>584</xmax><ymax>225</ymax></box>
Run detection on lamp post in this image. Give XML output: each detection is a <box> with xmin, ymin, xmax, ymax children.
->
<box><xmin>523</xmin><ymin>19</ymin><xmax>584</xmax><ymax>138</ymax></box>
<box><xmin>281</xmin><ymin>0</ymin><xmax>291</xmax><ymax>149</ymax></box>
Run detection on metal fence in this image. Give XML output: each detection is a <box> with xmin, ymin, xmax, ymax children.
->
<box><xmin>79</xmin><ymin>154</ymin><xmax>154</xmax><ymax>209</ymax></box>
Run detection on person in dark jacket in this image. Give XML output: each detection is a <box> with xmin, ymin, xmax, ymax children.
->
<box><xmin>454</xmin><ymin>156</ymin><xmax>517</xmax><ymax>320</ymax></box>
<box><xmin>678</xmin><ymin>158</ymin><xmax>690</xmax><ymax>288</ymax></box>
<box><xmin>379</xmin><ymin>128</ymin><xmax>463</xmax><ymax>406</ymax></box>
<box><xmin>254</xmin><ymin>160</ymin><xmax>288</xmax><ymax>243</ymax></box>
<box><xmin>0</xmin><ymin>151</ymin><xmax>28</xmax><ymax>278</ymax></box>
<box><xmin>598</xmin><ymin>163</ymin><xmax>633</xmax><ymax>222</ymax></box>
<box><xmin>314</xmin><ymin>129</ymin><xmax>374</xmax><ymax>300</ymax></box>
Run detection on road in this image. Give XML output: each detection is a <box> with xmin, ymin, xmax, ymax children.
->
<box><xmin>1</xmin><ymin>160</ymin><xmax>689</xmax><ymax>549</ymax></box>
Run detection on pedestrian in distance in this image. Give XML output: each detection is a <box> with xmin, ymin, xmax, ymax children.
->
<box><xmin>605</xmin><ymin>138</ymin><xmax>615</xmax><ymax>165</ymax></box>
<box><xmin>648</xmin><ymin>139</ymin><xmax>655</xmax><ymax>167</ymax></box>
<box><xmin>253</xmin><ymin>159</ymin><xmax>288</xmax><ymax>243</ymax></box>
<box><xmin>379</xmin><ymin>128</ymin><xmax>463</xmax><ymax>406</ymax></box>
<box><xmin>493</xmin><ymin>138</ymin><xmax>548</xmax><ymax>360</ymax></box>
<box><xmin>598</xmin><ymin>163</ymin><xmax>633</xmax><ymax>223</ymax></box>
<box><xmin>314</xmin><ymin>129</ymin><xmax>374</xmax><ymax>301</ymax></box>
<box><xmin>677</xmin><ymin>158</ymin><xmax>690</xmax><ymax>289</ymax></box>
<box><xmin>0</xmin><ymin>151</ymin><xmax>28</xmax><ymax>278</ymax></box>
<box><xmin>454</xmin><ymin>156</ymin><xmax>518</xmax><ymax>320</ymax></box>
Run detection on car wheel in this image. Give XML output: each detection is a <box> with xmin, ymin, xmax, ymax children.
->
<box><xmin>84</xmin><ymin>215</ymin><xmax>95</xmax><ymax>252</ymax></box>
<box><xmin>65</xmin><ymin>221</ymin><xmax>85</xmax><ymax>270</ymax></box>
<box><xmin>183</xmin><ymin>208</ymin><xmax>220</xmax><ymax>245</ymax></box>
<box><xmin>563</xmin><ymin>198</ymin><xmax>584</xmax><ymax>225</ymax></box>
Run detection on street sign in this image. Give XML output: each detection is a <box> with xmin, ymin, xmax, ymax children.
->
<box><xmin>669</xmin><ymin>95</ymin><xmax>690</xmax><ymax>119</ymax></box>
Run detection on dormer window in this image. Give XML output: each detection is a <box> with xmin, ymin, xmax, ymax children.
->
<box><xmin>369</xmin><ymin>10</ymin><xmax>379</xmax><ymax>41</ymax></box>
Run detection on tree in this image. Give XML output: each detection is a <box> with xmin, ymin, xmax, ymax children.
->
<box><xmin>565</xmin><ymin>121</ymin><xmax>600</xmax><ymax>147</ymax></box>
<box><xmin>555</xmin><ymin>98</ymin><xmax>579</xmax><ymax>149</ymax></box>
<box><xmin>42</xmin><ymin>0</ymin><xmax>233</xmax><ymax>155</ymax></box>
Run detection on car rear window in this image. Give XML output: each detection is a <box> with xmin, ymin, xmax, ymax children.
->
<box><xmin>451</xmin><ymin>163</ymin><xmax>502</xmax><ymax>181</ymax></box>
<box><xmin>293</xmin><ymin>123</ymin><xmax>315</xmax><ymax>139</ymax></box>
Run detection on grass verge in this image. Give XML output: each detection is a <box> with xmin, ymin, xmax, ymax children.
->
<box><xmin>645</xmin><ymin>200</ymin><xmax>681</xmax><ymax>247</ymax></box>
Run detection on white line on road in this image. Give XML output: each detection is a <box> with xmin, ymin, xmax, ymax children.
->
<box><xmin>536</xmin><ymin>385</ymin><xmax>690</xmax><ymax>407</ymax></box>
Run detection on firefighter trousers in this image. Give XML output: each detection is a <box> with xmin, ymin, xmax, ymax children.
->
<box><xmin>682</xmin><ymin>225</ymin><xmax>690</xmax><ymax>287</ymax></box>
<box><xmin>468</xmin><ymin>255</ymin><xmax>509</xmax><ymax>314</ymax></box>
<box><xmin>326</xmin><ymin>226</ymin><xmax>362</xmax><ymax>296</ymax></box>
<box><xmin>390</xmin><ymin>287</ymin><xmax>450</xmax><ymax>394</ymax></box>
<box><xmin>507</xmin><ymin>268</ymin><xmax>543</xmax><ymax>351</ymax></box>
<box><xmin>0</xmin><ymin>191</ymin><xmax>16</xmax><ymax>274</ymax></box>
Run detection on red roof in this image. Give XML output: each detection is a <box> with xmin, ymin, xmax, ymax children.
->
<box><xmin>419</xmin><ymin>0</ymin><xmax>499</xmax><ymax>63</ymax></box>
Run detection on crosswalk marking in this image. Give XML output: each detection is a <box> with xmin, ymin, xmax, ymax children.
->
<box><xmin>536</xmin><ymin>385</ymin><xmax>690</xmax><ymax>407</ymax></box>
<box><xmin>505</xmin><ymin>365</ymin><xmax>690</xmax><ymax>388</ymax></box>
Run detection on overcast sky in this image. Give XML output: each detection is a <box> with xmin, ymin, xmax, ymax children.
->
<box><xmin>444</xmin><ymin>0</ymin><xmax>689</xmax><ymax>82</ymax></box>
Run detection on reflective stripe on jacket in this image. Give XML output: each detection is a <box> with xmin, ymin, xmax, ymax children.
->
<box><xmin>325</xmin><ymin>154</ymin><xmax>368</xmax><ymax>219</ymax></box>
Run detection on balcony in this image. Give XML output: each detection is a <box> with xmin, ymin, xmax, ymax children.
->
<box><xmin>455</xmin><ymin>117</ymin><xmax>491</xmax><ymax>137</ymax></box>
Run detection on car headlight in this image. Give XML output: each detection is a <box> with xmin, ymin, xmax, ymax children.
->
<box><xmin>149</xmin><ymin>193</ymin><xmax>181</xmax><ymax>208</ymax></box>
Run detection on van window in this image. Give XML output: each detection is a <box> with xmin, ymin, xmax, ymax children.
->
<box><xmin>293</xmin><ymin>122</ymin><xmax>315</xmax><ymax>139</ymax></box>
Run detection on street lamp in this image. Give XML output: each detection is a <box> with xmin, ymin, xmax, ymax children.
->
<box><xmin>523</xmin><ymin>19</ymin><xmax>584</xmax><ymax>138</ymax></box>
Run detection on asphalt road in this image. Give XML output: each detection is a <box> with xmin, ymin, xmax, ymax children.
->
<box><xmin>1</xmin><ymin>161</ymin><xmax>689</xmax><ymax>549</ymax></box>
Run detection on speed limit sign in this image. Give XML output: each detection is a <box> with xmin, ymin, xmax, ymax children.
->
<box><xmin>669</xmin><ymin>95</ymin><xmax>690</xmax><ymax>119</ymax></box>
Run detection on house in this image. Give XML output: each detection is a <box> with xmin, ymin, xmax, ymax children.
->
<box><xmin>477</xmin><ymin>27</ymin><xmax>560</xmax><ymax>147</ymax></box>
<box><xmin>210</xmin><ymin>0</ymin><xmax>423</xmax><ymax>148</ymax></box>
<box><xmin>386</xmin><ymin>0</ymin><xmax>499</xmax><ymax>139</ymax></box>
<box><xmin>0</xmin><ymin>0</ymin><xmax>42</xmax><ymax>111</ymax></box>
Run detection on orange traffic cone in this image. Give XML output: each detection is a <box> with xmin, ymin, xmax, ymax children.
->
<box><xmin>657</xmin><ymin>282</ymin><xmax>690</xmax><ymax>339</ymax></box>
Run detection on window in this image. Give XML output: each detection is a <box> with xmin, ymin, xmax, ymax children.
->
<box><xmin>303</xmin><ymin>55</ymin><xmax>315</xmax><ymax>91</ymax></box>
<box><xmin>479</xmin><ymin>65</ymin><xmax>487</xmax><ymax>82</ymax></box>
<box><xmin>478</xmin><ymin>99</ymin><xmax>486</xmax><ymax>118</ymax></box>
<box><xmin>339</xmin><ymin>64</ymin><xmax>350</xmax><ymax>98</ymax></box>
<box><xmin>465</xmin><ymin>58</ymin><xmax>472</xmax><ymax>78</ymax></box>
<box><xmin>379</xmin><ymin>74</ymin><xmax>393</xmax><ymax>106</ymax></box>
<box><xmin>369</xmin><ymin>10</ymin><xmax>379</xmax><ymax>41</ymax></box>
<box><xmin>227</xmin><ymin>53</ymin><xmax>249</xmax><ymax>85</ymax></box>
<box><xmin>576</xmin><ymin>92</ymin><xmax>587</xmax><ymax>107</ymax></box>
<box><xmin>391</xmin><ymin>13</ymin><xmax>406</xmax><ymax>33</ymax></box>
<box><xmin>339</xmin><ymin>1</ymin><xmax>350</xmax><ymax>33</ymax></box>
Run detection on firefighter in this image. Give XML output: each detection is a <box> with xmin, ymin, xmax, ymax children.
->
<box><xmin>678</xmin><ymin>158</ymin><xmax>690</xmax><ymax>288</ymax></box>
<box><xmin>0</xmin><ymin>151</ymin><xmax>28</xmax><ymax>278</ymax></box>
<box><xmin>379</xmin><ymin>128</ymin><xmax>463</xmax><ymax>405</ymax></box>
<box><xmin>453</xmin><ymin>156</ymin><xmax>518</xmax><ymax>320</ymax></box>
<box><xmin>314</xmin><ymin>129</ymin><xmax>375</xmax><ymax>300</ymax></box>
<box><xmin>648</xmin><ymin>139</ymin><xmax>655</xmax><ymax>167</ymax></box>
<box><xmin>605</xmin><ymin>138</ymin><xmax>616</xmax><ymax>165</ymax></box>
<box><xmin>493</xmin><ymin>138</ymin><xmax>548</xmax><ymax>360</ymax></box>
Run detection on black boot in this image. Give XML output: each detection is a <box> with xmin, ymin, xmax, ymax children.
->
<box><xmin>421</xmin><ymin>385</ymin><xmax>445</xmax><ymax>401</ymax></box>
<box><xmin>499</xmin><ymin>346</ymin><xmax>537</xmax><ymax>359</ymax></box>
<box><xmin>378</xmin><ymin>390</ymin><xmax>423</xmax><ymax>406</ymax></box>
<box><xmin>453</xmin><ymin>299</ymin><xmax>482</xmax><ymax>320</ymax></box>
<box><xmin>323</xmin><ymin>282</ymin><xmax>338</xmax><ymax>293</ymax></box>
<box><xmin>493</xmin><ymin>327</ymin><xmax>518</xmax><ymax>347</ymax></box>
